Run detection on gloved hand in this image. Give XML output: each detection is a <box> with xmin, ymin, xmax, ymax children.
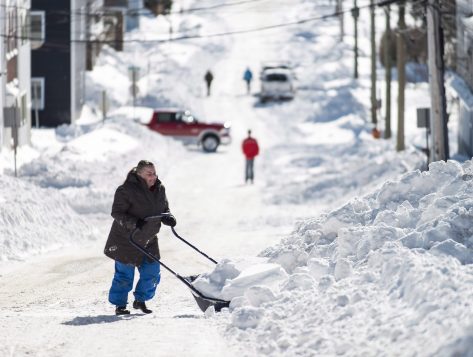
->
<box><xmin>135</xmin><ymin>218</ymin><xmax>147</xmax><ymax>230</ymax></box>
<box><xmin>161</xmin><ymin>214</ymin><xmax>176</xmax><ymax>227</ymax></box>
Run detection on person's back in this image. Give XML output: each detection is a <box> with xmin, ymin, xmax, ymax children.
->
<box><xmin>243</xmin><ymin>68</ymin><xmax>253</xmax><ymax>94</ymax></box>
<box><xmin>242</xmin><ymin>136</ymin><xmax>259</xmax><ymax>159</ymax></box>
<box><xmin>204</xmin><ymin>70</ymin><xmax>213</xmax><ymax>96</ymax></box>
<box><xmin>205</xmin><ymin>70</ymin><xmax>213</xmax><ymax>83</ymax></box>
<box><xmin>242</xmin><ymin>131</ymin><xmax>259</xmax><ymax>183</ymax></box>
<box><xmin>243</xmin><ymin>68</ymin><xmax>253</xmax><ymax>82</ymax></box>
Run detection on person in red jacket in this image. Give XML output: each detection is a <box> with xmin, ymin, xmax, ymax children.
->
<box><xmin>242</xmin><ymin>130</ymin><xmax>260</xmax><ymax>184</ymax></box>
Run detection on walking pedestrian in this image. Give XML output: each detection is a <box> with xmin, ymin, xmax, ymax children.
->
<box><xmin>242</xmin><ymin>130</ymin><xmax>260</xmax><ymax>184</ymax></box>
<box><xmin>204</xmin><ymin>70</ymin><xmax>214</xmax><ymax>96</ymax></box>
<box><xmin>104</xmin><ymin>160</ymin><xmax>177</xmax><ymax>315</ymax></box>
<box><xmin>243</xmin><ymin>67</ymin><xmax>253</xmax><ymax>94</ymax></box>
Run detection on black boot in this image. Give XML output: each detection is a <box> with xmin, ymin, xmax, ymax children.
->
<box><xmin>115</xmin><ymin>306</ymin><xmax>130</xmax><ymax>316</ymax></box>
<box><xmin>133</xmin><ymin>300</ymin><xmax>152</xmax><ymax>314</ymax></box>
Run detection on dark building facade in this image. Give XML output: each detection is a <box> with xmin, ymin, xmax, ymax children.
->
<box><xmin>31</xmin><ymin>0</ymin><xmax>87</xmax><ymax>127</ymax></box>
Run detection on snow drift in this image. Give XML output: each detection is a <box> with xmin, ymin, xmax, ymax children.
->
<box><xmin>197</xmin><ymin>160</ymin><xmax>473</xmax><ymax>356</ymax></box>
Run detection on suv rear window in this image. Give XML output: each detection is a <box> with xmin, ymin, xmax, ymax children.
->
<box><xmin>157</xmin><ymin>112</ymin><xmax>175</xmax><ymax>122</ymax></box>
<box><xmin>264</xmin><ymin>74</ymin><xmax>288</xmax><ymax>82</ymax></box>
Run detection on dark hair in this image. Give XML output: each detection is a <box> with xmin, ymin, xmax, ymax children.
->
<box><xmin>136</xmin><ymin>160</ymin><xmax>154</xmax><ymax>173</ymax></box>
<box><xmin>125</xmin><ymin>160</ymin><xmax>155</xmax><ymax>183</ymax></box>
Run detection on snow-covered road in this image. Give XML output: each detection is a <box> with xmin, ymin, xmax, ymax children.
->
<box><xmin>1</xmin><ymin>1</ymin><xmax>315</xmax><ymax>355</ymax></box>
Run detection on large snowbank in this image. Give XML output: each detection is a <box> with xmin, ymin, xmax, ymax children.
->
<box><xmin>197</xmin><ymin>160</ymin><xmax>473</xmax><ymax>356</ymax></box>
<box><xmin>0</xmin><ymin>114</ymin><xmax>184</xmax><ymax>262</ymax></box>
<box><xmin>0</xmin><ymin>174</ymin><xmax>96</xmax><ymax>261</ymax></box>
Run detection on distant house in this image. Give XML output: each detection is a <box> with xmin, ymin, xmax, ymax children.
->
<box><xmin>453</xmin><ymin>0</ymin><xmax>473</xmax><ymax>157</ymax></box>
<box><xmin>30</xmin><ymin>0</ymin><xmax>88</xmax><ymax>127</ymax></box>
<box><xmin>1</xmin><ymin>0</ymin><xmax>32</xmax><ymax>149</ymax></box>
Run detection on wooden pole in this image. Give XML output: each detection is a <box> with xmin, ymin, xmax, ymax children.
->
<box><xmin>396</xmin><ymin>1</ymin><xmax>406</xmax><ymax>151</ymax></box>
<box><xmin>353</xmin><ymin>0</ymin><xmax>359</xmax><ymax>79</ymax></box>
<box><xmin>370</xmin><ymin>0</ymin><xmax>377</xmax><ymax>126</ymax></box>
<box><xmin>384</xmin><ymin>5</ymin><xmax>392</xmax><ymax>138</ymax></box>
<box><xmin>426</xmin><ymin>0</ymin><xmax>449</xmax><ymax>162</ymax></box>
<box><xmin>337</xmin><ymin>0</ymin><xmax>344</xmax><ymax>41</ymax></box>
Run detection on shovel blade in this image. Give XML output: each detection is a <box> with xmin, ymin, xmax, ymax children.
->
<box><xmin>184</xmin><ymin>275</ymin><xmax>230</xmax><ymax>312</ymax></box>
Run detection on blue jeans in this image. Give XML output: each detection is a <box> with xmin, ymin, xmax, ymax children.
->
<box><xmin>245</xmin><ymin>159</ymin><xmax>254</xmax><ymax>182</ymax></box>
<box><xmin>108</xmin><ymin>258</ymin><xmax>161</xmax><ymax>306</ymax></box>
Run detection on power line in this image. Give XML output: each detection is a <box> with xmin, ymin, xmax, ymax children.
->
<box><xmin>1</xmin><ymin>0</ymin><xmax>417</xmax><ymax>46</ymax></box>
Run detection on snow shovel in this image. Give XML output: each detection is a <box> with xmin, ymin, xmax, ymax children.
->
<box><xmin>129</xmin><ymin>214</ymin><xmax>230</xmax><ymax>312</ymax></box>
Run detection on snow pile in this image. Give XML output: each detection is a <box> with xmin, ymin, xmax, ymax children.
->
<box><xmin>0</xmin><ymin>114</ymin><xmax>185</xmax><ymax>262</ymax></box>
<box><xmin>18</xmin><ymin>116</ymin><xmax>182</xmax><ymax>215</ymax></box>
<box><xmin>264</xmin><ymin>160</ymin><xmax>473</xmax><ymax>270</ymax></box>
<box><xmin>0</xmin><ymin>174</ymin><xmax>96</xmax><ymax>261</ymax></box>
<box><xmin>193</xmin><ymin>259</ymin><xmax>287</xmax><ymax>302</ymax></box>
<box><xmin>197</xmin><ymin>160</ymin><xmax>473</xmax><ymax>355</ymax></box>
<box><xmin>263</xmin><ymin>120</ymin><xmax>425</xmax><ymax>208</ymax></box>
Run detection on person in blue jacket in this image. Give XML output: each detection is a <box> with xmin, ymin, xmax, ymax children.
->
<box><xmin>243</xmin><ymin>67</ymin><xmax>253</xmax><ymax>94</ymax></box>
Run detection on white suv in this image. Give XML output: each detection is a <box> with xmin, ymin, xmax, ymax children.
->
<box><xmin>260</xmin><ymin>67</ymin><xmax>295</xmax><ymax>102</ymax></box>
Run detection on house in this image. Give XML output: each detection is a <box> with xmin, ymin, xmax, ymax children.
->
<box><xmin>30</xmin><ymin>0</ymin><xmax>88</xmax><ymax>127</ymax></box>
<box><xmin>31</xmin><ymin>0</ymin><xmax>124</xmax><ymax>127</ymax></box>
<box><xmin>1</xmin><ymin>0</ymin><xmax>32</xmax><ymax>149</ymax></box>
<box><xmin>453</xmin><ymin>0</ymin><xmax>473</xmax><ymax>157</ymax></box>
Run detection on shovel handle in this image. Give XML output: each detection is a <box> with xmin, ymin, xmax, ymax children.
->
<box><xmin>128</xmin><ymin>225</ymin><xmax>227</xmax><ymax>304</ymax></box>
<box><xmin>143</xmin><ymin>215</ymin><xmax>219</xmax><ymax>265</ymax></box>
<box><xmin>170</xmin><ymin>227</ymin><xmax>218</xmax><ymax>264</ymax></box>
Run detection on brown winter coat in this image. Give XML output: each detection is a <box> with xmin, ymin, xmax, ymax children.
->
<box><xmin>104</xmin><ymin>170</ymin><xmax>170</xmax><ymax>266</ymax></box>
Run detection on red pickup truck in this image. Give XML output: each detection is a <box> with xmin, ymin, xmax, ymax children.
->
<box><xmin>147</xmin><ymin>108</ymin><xmax>231</xmax><ymax>152</ymax></box>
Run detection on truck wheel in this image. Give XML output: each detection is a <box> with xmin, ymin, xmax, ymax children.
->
<box><xmin>202</xmin><ymin>135</ymin><xmax>219</xmax><ymax>152</ymax></box>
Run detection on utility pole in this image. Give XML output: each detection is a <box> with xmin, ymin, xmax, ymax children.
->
<box><xmin>396</xmin><ymin>1</ymin><xmax>406</xmax><ymax>151</ymax></box>
<box><xmin>352</xmin><ymin>0</ymin><xmax>359</xmax><ymax>79</ymax></box>
<box><xmin>370</xmin><ymin>0</ymin><xmax>377</xmax><ymax>126</ymax></box>
<box><xmin>384</xmin><ymin>5</ymin><xmax>392</xmax><ymax>138</ymax></box>
<box><xmin>129</xmin><ymin>66</ymin><xmax>139</xmax><ymax>120</ymax></box>
<box><xmin>426</xmin><ymin>0</ymin><xmax>449</xmax><ymax>162</ymax></box>
<box><xmin>337</xmin><ymin>0</ymin><xmax>344</xmax><ymax>41</ymax></box>
<box><xmin>101</xmin><ymin>90</ymin><xmax>108</xmax><ymax>125</ymax></box>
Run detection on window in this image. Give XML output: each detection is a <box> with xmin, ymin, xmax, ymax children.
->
<box><xmin>157</xmin><ymin>112</ymin><xmax>175</xmax><ymax>122</ymax></box>
<box><xmin>265</xmin><ymin>74</ymin><xmax>288</xmax><ymax>82</ymax></box>
<box><xmin>30</xmin><ymin>11</ymin><xmax>45</xmax><ymax>49</ymax></box>
<box><xmin>31</xmin><ymin>78</ymin><xmax>45</xmax><ymax>110</ymax></box>
<box><xmin>6</xmin><ymin>7</ymin><xmax>18</xmax><ymax>54</ymax></box>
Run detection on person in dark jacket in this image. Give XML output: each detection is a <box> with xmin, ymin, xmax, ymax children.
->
<box><xmin>204</xmin><ymin>70</ymin><xmax>214</xmax><ymax>96</ymax></box>
<box><xmin>104</xmin><ymin>160</ymin><xmax>176</xmax><ymax>315</ymax></box>
<box><xmin>242</xmin><ymin>130</ymin><xmax>260</xmax><ymax>184</ymax></box>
